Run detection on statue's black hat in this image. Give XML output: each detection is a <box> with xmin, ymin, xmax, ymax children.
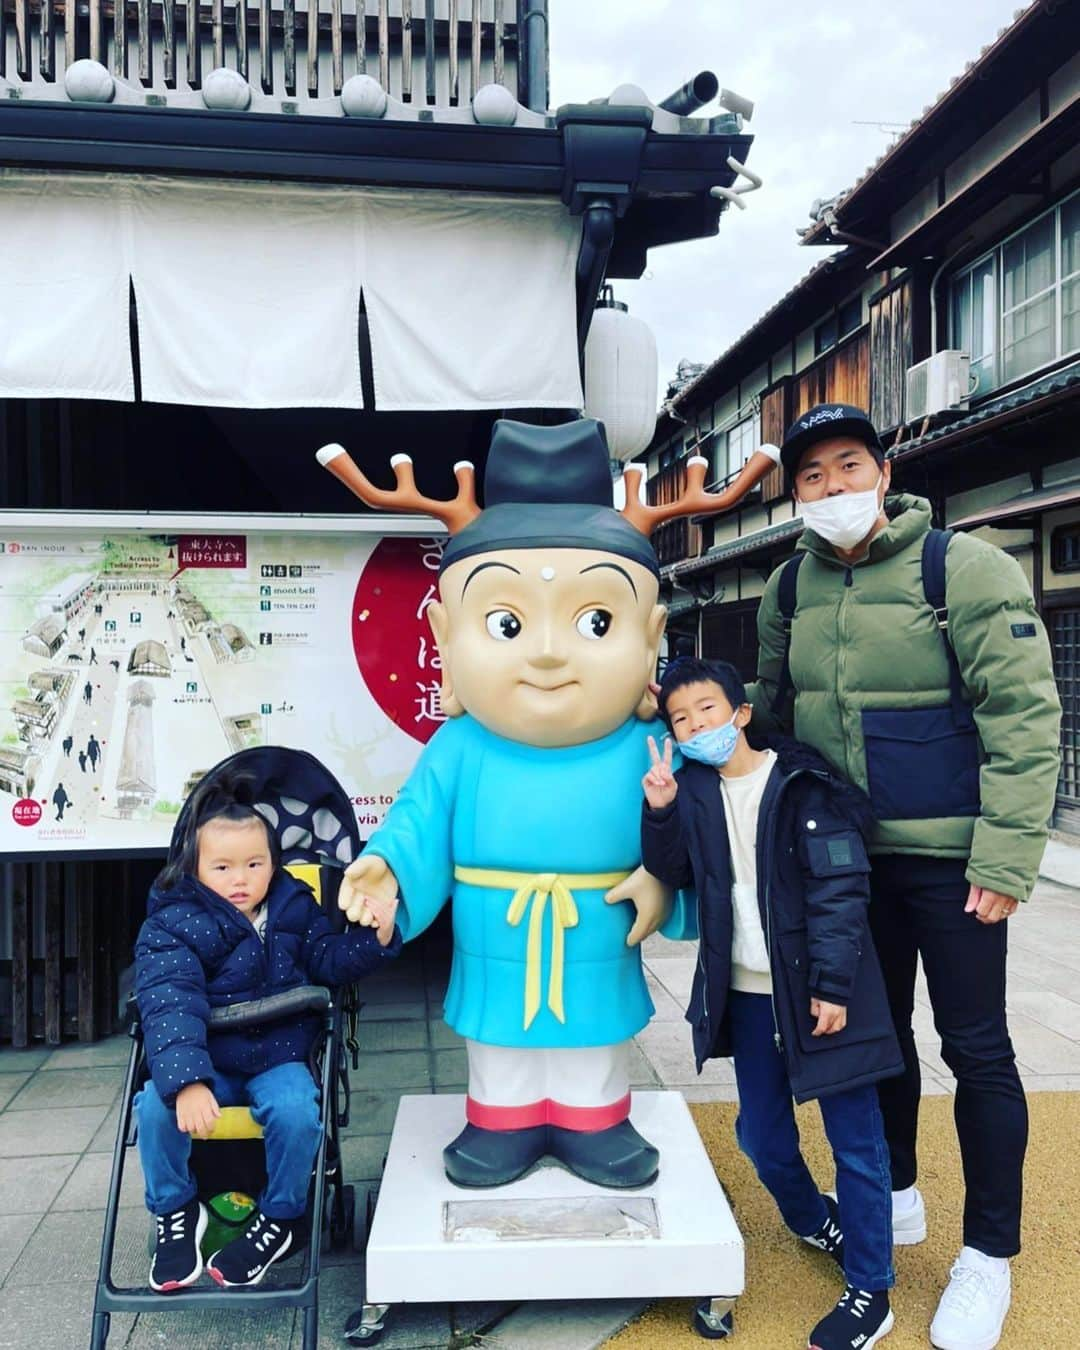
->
<box><xmin>440</xmin><ymin>418</ymin><xmax>659</xmax><ymax>578</ymax></box>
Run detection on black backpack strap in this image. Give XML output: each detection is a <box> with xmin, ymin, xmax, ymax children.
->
<box><xmin>769</xmin><ymin>552</ymin><xmax>805</xmax><ymax>717</ymax></box>
<box><xmin>921</xmin><ymin>528</ymin><xmax>970</xmax><ymax>725</ymax></box>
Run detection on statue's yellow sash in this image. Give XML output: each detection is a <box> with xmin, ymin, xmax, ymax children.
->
<box><xmin>453</xmin><ymin>867</ymin><xmax>631</xmax><ymax>1030</ymax></box>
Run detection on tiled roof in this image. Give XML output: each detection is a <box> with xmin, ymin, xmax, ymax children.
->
<box><xmin>662</xmin><ymin>515</ymin><xmax>804</xmax><ymax>580</ymax></box>
<box><xmin>662</xmin><ymin>250</ymin><xmax>855</xmax><ymax>417</ymax></box>
<box><xmin>800</xmin><ymin>3</ymin><xmax>1041</xmax><ymax>245</ymax></box>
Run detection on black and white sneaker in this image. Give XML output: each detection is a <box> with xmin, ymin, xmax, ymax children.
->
<box><xmin>149</xmin><ymin>1198</ymin><xmax>208</xmax><ymax>1293</ymax></box>
<box><xmin>206</xmin><ymin>1209</ymin><xmax>298</xmax><ymax>1287</ymax></box>
<box><xmin>801</xmin><ymin>1193</ymin><xmax>845</xmax><ymax>1270</ymax></box>
<box><xmin>808</xmin><ymin>1286</ymin><xmax>894</xmax><ymax>1350</ymax></box>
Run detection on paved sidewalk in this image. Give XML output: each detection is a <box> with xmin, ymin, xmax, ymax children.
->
<box><xmin>0</xmin><ymin>854</ymin><xmax>1077</xmax><ymax>1350</ymax></box>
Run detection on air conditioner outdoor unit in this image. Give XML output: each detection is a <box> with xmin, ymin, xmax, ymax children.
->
<box><xmin>905</xmin><ymin>350</ymin><xmax>972</xmax><ymax>421</ymax></box>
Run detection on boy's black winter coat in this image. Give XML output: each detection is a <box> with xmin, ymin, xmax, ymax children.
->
<box><xmin>642</xmin><ymin>737</ymin><xmax>903</xmax><ymax>1104</ymax></box>
<box><xmin>135</xmin><ymin>870</ymin><xmax>400</xmax><ymax>1106</ymax></box>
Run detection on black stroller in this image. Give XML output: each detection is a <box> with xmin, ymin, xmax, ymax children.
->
<box><xmin>91</xmin><ymin>747</ymin><xmax>366</xmax><ymax>1349</ymax></box>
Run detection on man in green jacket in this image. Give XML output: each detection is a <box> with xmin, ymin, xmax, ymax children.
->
<box><xmin>750</xmin><ymin>404</ymin><xmax>1060</xmax><ymax>1350</ymax></box>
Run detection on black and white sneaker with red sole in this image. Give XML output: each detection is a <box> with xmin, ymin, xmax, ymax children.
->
<box><xmin>149</xmin><ymin>1198</ymin><xmax>208</xmax><ymax>1293</ymax></box>
<box><xmin>206</xmin><ymin>1209</ymin><xmax>300</xmax><ymax>1287</ymax></box>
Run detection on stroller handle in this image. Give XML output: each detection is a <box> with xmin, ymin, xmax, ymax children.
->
<box><xmin>207</xmin><ymin>985</ymin><xmax>332</xmax><ymax>1030</ymax></box>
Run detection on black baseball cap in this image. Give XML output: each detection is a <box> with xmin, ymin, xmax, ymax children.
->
<box><xmin>780</xmin><ymin>404</ymin><xmax>885</xmax><ymax>479</ymax></box>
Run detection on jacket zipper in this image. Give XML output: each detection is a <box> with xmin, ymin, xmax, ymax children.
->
<box><xmin>837</xmin><ymin>566</ymin><xmax>855</xmax><ymax>783</ymax></box>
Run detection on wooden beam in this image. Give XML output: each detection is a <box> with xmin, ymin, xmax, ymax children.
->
<box><xmin>8</xmin><ymin>866</ymin><xmax>30</xmax><ymax>1049</ymax></box>
<box><xmin>15</xmin><ymin>0</ymin><xmax>30</xmax><ymax>79</ymax></box>
<box><xmin>259</xmin><ymin>0</ymin><xmax>271</xmax><ymax>90</ymax></box>
<box><xmin>43</xmin><ymin>862</ymin><xmax>63</xmax><ymax>1046</ymax></box>
<box><xmin>211</xmin><ymin>0</ymin><xmax>223</xmax><ymax>70</ymax></box>
<box><xmin>400</xmin><ymin>0</ymin><xmax>410</xmax><ymax>102</ymax></box>
<box><xmin>424</xmin><ymin>0</ymin><xmax>433</xmax><ymax>103</ymax></box>
<box><xmin>186</xmin><ymin>0</ymin><xmax>201</xmax><ymax>88</ymax></box>
<box><xmin>75</xmin><ymin>866</ymin><xmax>96</xmax><ymax>1043</ymax></box>
<box><xmin>448</xmin><ymin>0</ymin><xmax>457</xmax><ymax>104</ymax></box>
<box><xmin>470</xmin><ymin>0</ymin><xmax>479</xmax><ymax>99</ymax></box>
<box><xmin>138</xmin><ymin>0</ymin><xmax>152</xmax><ymax>83</ymax></box>
<box><xmin>39</xmin><ymin>0</ymin><xmax>55</xmax><ymax>80</ymax></box>
<box><xmin>305</xmin><ymin>0</ymin><xmax>317</xmax><ymax>95</ymax></box>
<box><xmin>161</xmin><ymin>0</ymin><xmax>174</xmax><ymax>84</ymax></box>
<box><xmin>282</xmin><ymin>0</ymin><xmax>294</xmax><ymax>94</ymax></box>
<box><xmin>330</xmin><ymin>0</ymin><xmax>341</xmax><ymax>93</ymax></box>
<box><xmin>235</xmin><ymin>0</ymin><xmax>246</xmax><ymax>80</ymax></box>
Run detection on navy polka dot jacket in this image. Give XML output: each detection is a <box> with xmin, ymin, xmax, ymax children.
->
<box><xmin>135</xmin><ymin>870</ymin><xmax>401</xmax><ymax>1105</ymax></box>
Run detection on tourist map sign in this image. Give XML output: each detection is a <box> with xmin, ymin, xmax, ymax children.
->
<box><xmin>0</xmin><ymin>522</ymin><xmax>444</xmax><ymax>856</ymax></box>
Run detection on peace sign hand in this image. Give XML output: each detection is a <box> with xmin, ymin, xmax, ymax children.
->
<box><xmin>642</xmin><ymin>734</ymin><xmax>678</xmax><ymax>810</ymax></box>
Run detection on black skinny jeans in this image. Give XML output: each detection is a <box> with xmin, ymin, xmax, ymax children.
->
<box><xmin>868</xmin><ymin>853</ymin><xmax>1028</xmax><ymax>1258</ymax></box>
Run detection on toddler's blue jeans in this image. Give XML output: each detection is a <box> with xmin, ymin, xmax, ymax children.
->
<box><xmin>135</xmin><ymin>1060</ymin><xmax>321</xmax><ymax>1221</ymax></box>
<box><xmin>729</xmin><ymin>990</ymin><xmax>895</xmax><ymax>1292</ymax></box>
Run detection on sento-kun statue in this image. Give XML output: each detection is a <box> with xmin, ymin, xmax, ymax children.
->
<box><xmin>319</xmin><ymin>419</ymin><xmax>779</xmax><ymax>1188</ymax></box>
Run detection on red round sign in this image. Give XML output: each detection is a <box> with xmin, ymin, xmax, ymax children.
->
<box><xmin>352</xmin><ymin>536</ymin><xmax>447</xmax><ymax>745</ymax></box>
<box><xmin>12</xmin><ymin>798</ymin><xmax>42</xmax><ymax>827</ymax></box>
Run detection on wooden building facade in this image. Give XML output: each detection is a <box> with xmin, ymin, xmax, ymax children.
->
<box><xmin>647</xmin><ymin>0</ymin><xmax>1080</xmax><ymax>834</ymax></box>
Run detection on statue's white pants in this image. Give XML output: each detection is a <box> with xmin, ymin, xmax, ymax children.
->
<box><xmin>463</xmin><ymin>1037</ymin><xmax>631</xmax><ymax>1131</ymax></box>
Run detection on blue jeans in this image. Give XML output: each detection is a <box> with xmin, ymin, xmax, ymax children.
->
<box><xmin>729</xmin><ymin>990</ymin><xmax>894</xmax><ymax>1292</ymax></box>
<box><xmin>135</xmin><ymin>1061</ymin><xmax>321</xmax><ymax>1221</ymax></box>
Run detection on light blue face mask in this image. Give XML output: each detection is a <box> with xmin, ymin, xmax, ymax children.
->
<box><xmin>678</xmin><ymin>715</ymin><xmax>740</xmax><ymax>768</ymax></box>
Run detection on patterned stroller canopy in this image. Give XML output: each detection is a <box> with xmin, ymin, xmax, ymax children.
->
<box><xmin>169</xmin><ymin>746</ymin><xmax>360</xmax><ymax>870</ymax></box>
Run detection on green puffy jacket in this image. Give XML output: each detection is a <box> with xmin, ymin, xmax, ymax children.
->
<box><xmin>749</xmin><ymin>493</ymin><xmax>1061</xmax><ymax>901</ymax></box>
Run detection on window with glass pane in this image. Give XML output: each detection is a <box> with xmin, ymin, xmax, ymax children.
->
<box><xmin>838</xmin><ymin>296</ymin><xmax>863</xmax><ymax>339</ymax></box>
<box><xmin>951</xmin><ymin>257</ymin><xmax>997</xmax><ymax>397</ymax></box>
<box><xmin>724</xmin><ymin>417</ymin><xmax>758</xmax><ymax>483</ymax></box>
<box><xmin>1002</xmin><ymin>215</ymin><xmax>1057</xmax><ymax>383</ymax></box>
<box><xmin>815</xmin><ymin>314</ymin><xmax>838</xmax><ymax>356</ymax></box>
<box><xmin>1062</xmin><ymin>195</ymin><xmax>1080</xmax><ymax>357</ymax></box>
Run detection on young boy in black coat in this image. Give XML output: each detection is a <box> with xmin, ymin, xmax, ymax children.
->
<box><xmin>642</xmin><ymin>657</ymin><xmax>902</xmax><ymax>1350</ymax></box>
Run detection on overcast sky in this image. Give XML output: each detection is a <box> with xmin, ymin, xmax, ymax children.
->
<box><xmin>549</xmin><ymin>0</ymin><xmax>1030</xmax><ymax>401</ymax></box>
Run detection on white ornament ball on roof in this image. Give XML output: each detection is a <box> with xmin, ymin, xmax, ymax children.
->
<box><xmin>64</xmin><ymin>60</ymin><xmax>115</xmax><ymax>104</ymax></box>
<box><xmin>607</xmin><ymin>83</ymin><xmax>653</xmax><ymax>110</ymax></box>
<box><xmin>342</xmin><ymin>74</ymin><xmax>388</xmax><ymax>119</ymax></box>
<box><xmin>202</xmin><ymin>67</ymin><xmax>252</xmax><ymax>111</ymax></box>
<box><xmin>472</xmin><ymin>83</ymin><xmax>518</xmax><ymax>127</ymax></box>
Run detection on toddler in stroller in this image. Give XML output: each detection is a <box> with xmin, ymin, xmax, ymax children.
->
<box><xmin>133</xmin><ymin>756</ymin><xmax>400</xmax><ymax>1292</ymax></box>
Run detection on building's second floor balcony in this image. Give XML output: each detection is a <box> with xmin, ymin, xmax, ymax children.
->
<box><xmin>1</xmin><ymin>0</ymin><xmax>541</xmax><ymax>113</ymax></box>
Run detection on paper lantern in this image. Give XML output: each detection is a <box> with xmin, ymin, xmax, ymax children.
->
<box><xmin>583</xmin><ymin>296</ymin><xmax>659</xmax><ymax>462</ymax></box>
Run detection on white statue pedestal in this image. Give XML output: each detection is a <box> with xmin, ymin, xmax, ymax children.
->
<box><xmin>349</xmin><ymin>1090</ymin><xmax>744</xmax><ymax>1343</ymax></box>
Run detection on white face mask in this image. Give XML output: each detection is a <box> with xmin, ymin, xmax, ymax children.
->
<box><xmin>797</xmin><ymin>474</ymin><xmax>884</xmax><ymax>550</ymax></box>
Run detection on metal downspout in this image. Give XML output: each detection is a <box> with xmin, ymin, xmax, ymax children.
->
<box><xmin>575</xmin><ymin>198</ymin><xmax>617</xmax><ymax>359</ymax></box>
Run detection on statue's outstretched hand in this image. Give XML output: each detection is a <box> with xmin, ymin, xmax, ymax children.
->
<box><xmin>340</xmin><ymin>853</ymin><xmax>400</xmax><ymax>931</ymax></box>
<box><xmin>605</xmin><ymin>865</ymin><xmax>673</xmax><ymax>947</ymax></box>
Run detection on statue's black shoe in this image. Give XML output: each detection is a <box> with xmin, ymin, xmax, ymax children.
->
<box><xmin>547</xmin><ymin>1120</ymin><xmax>659</xmax><ymax>1188</ymax></box>
<box><xmin>442</xmin><ymin>1122</ymin><xmax>549</xmax><ymax>1187</ymax></box>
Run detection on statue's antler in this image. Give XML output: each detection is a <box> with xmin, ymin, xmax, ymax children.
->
<box><xmin>316</xmin><ymin>445</ymin><xmax>481</xmax><ymax>534</ymax></box>
<box><xmin>621</xmin><ymin>444</ymin><xmax>782</xmax><ymax>535</ymax></box>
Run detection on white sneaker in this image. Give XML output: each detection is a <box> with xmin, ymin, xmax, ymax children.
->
<box><xmin>930</xmin><ymin>1249</ymin><xmax>1011</xmax><ymax>1350</ymax></box>
<box><xmin>892</xmin><ymin>1186</ymin><xmax>926</xmax><ymax>1245</ymax></box>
